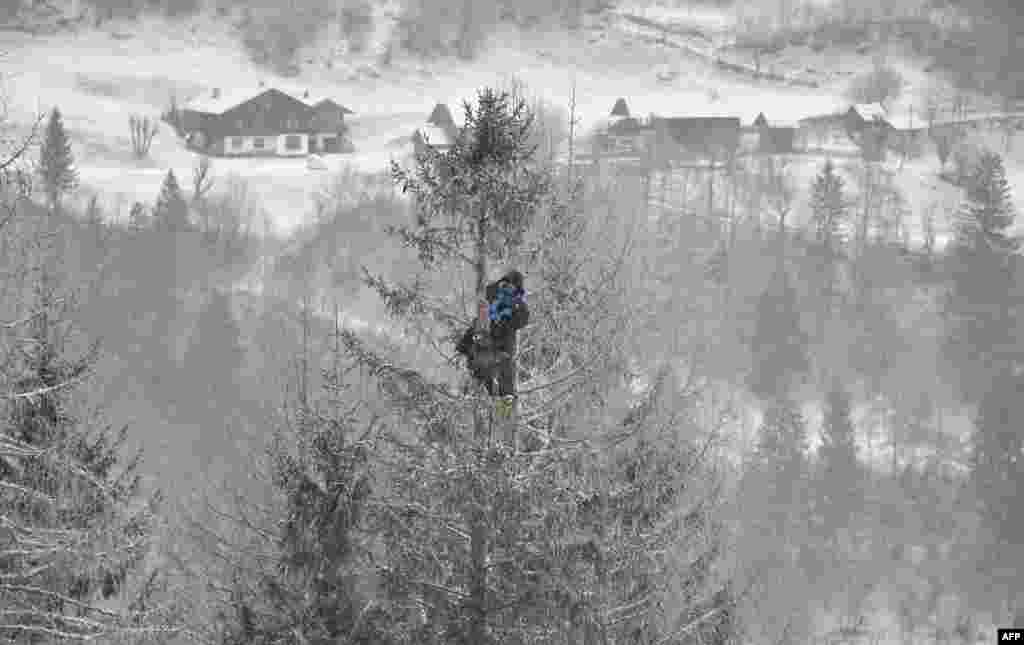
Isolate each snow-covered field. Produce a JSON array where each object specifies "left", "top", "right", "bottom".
[
  {"left": 0, "top": 8, "right": 885, "bottom": 236},
  {"left": 1, "top": 4, "right": 1021, "bottom": 290}
]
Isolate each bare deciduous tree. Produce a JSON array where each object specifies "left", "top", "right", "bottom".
[
  {"left": 190, "top": 154, "right": 213, "bottom": 207},
  {"left": 129, "top": 114, "right": 158, "bottom": 159}
]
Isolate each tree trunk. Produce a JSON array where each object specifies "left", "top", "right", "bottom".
[{"left": 468, "top": 207, "right": 491, "bottom": 645}]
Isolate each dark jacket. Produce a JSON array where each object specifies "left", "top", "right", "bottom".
[{"left": 485, "top": 279, "right": 529, "bottom": 354}]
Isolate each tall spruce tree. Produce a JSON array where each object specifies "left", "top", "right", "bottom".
[
  {"left": 36, "top": 107, "right": 78, "bottom": 212},
  {"left": 810, "top": 159, "right": 848, "bottom": 249},
  {"left": 943, "top": 150, "right": 1020, "bottom": 405},
  {"left": 754, "top": 398, "right": 809, "bottom": 515},
  {"left": 816, "top": 381, "right": 862, "bottom": 545},
  {"left": 0, "top": 210, "right": 166, "bottom": 640},
  {"left": 737, "top": 397, "right": 814, "bottom": 645},
  {"left": 807, "top": 159, "right": 849, "bottom": 341},
  {"left": 152, "top": 170, "right": 191, "bottom": 234},
  {"left": 954, "top": 150, "right": 1018, "bottom": 256},
  {"left": 199, "top": 352, "right": 393, "bottom": 645},
  {"left": 320, "top": 87, "right": 738, "bottom": 644},
  {"left": 747, "top": 265, "right": 808, "bottom": 402}
]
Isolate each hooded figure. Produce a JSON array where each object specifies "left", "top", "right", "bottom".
[{"left": 455, "top": 270, "right": 529, "bottom": 396}]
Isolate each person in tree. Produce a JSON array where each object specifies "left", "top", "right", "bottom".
[{"left": 455, "top": 269, "right": 529, "bottom": 397}]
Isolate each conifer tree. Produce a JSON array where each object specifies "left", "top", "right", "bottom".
[
  {"left": 199, "top": 350, "right": 393, "bottom": 645},
  {"left": 36, "top": 106, "right": 78, "bottom": 212},
  {"left": 0, "top": 211, "right": 170, "bottom": 641},
  {"left": 954, "top": 150, "right": 1017, "bottom": 256},
  {"left": 968, "top": 368, "right": 1024, "bottom": 622},
  {"left": 943, "top": 150, "right": 1020, "bottom": 405},
  {"left": 816, "top": 381, "right": 862, "bottom": 544},
  {"left": 747, "top": 266, "right": 808, "bottom": 402},
  {"left": 323, "top": 87, "right": 739, "bottom": 644},
  {"left": 809, "top": 159, "right": 848, "bottom": 249},
  {"left": 807, "top": 159, "right": 849, "bottom": 340},
  {"left": 152, "top": 169, "right": 191, "bottom": 234},
  {"left": 737, "top": 396, "right": 813, "bottom": 645},
  {"left": 754, "top": 399, "right": 809, "bottom": 505}
]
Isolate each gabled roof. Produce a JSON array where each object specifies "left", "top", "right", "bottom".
[
  {"left": 184, "top": 87, "right": 275, "bottom": 114},
  {"left": 798, "top": 111, "right": 847, "bottom": 124},
  {"left": 753, "top": 112, "right": 768, "bottom": 127},
  {"left": 306, "top": 96, "right": 354, "bottom": 114},
  {"left": 184, "top": 85, "right": 353, "bottom": 115},
  {"left": 610, "top": 98, "right": 630, "bottom": 118},
  {"left": 428, "top": 103, "right": 456, "bottom": 128},
  {"left": 851, "top": 103, "right": 888, "bottom": 121}
]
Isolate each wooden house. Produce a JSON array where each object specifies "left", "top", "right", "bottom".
[
  {"left": 301, "top": 90, "right": 355, "bottom": 154},
  {"left": 797, "top": 111, "right": 855, "bottom": 151},
  {"left": 650, "top": 117, "right": 741, "bottom": 166},
  {"left": 846, "top": 104, "right": 893, "bottom": 161},
  {"left": 758, "top": 126, "right": 797, "bottom": 155},
  {"left": 597, "top": 98, "right": 655, "bottom": 158},
  {"left": 180, "top": 85, "right": 353, "bottom": 157},
  {"left": 741, "top": 113, "right": 796, "bottom": 155}
]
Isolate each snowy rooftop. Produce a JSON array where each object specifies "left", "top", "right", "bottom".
[
  {"left": 184, "top": 84, "right": 353, "bottom": 115},
  {"left": 852, "top": 102, "right": 888, "bottom": 121},
  {"left": 184, "top": 86, "right": 270, "bottom": 114}
]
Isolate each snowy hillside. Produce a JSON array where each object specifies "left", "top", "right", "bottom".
[{"left": 0, "top": 5, "right": 952, "bottom": 234}]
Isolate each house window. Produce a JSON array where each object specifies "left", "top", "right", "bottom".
[
  {"left": 231, "top": 137, "right": 243, "bottom": 149},
  {"left": 285, "top": 135, "right": 302, "bottom": 150},
  {"left": 236, "top": 119, "right": 244, "bottom": 129},
  {"left": 253, "top": 138, "right": 265, "bottom": 149}
]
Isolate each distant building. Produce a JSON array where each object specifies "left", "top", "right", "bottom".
[
  {"left": 610, "top": 97, "right": 631, "bottom": 119},
  {"left": 846, "top": 104, "right": 893, "bottom": 161},
  {"left": 412, "top": 102, "right": 459, "bottom": 155},
  {"left": 797, "top": 111, "right": 855, "bottom": 150},
  {"left": 426, "top": 102, "right": 459, "bottom": 140},
  {"left": 595, "top": 98, "right": 654, "bottom": 158},
  {"left": 650, "top": 116, "right": 741, "bottom": 165},
  {"left": 179, "top": 85, "right": 353, "bottom": 157},
  {"left": 742, "top": 112, "right": 796, "bottom": 155},
  {"left": 843, "top": 102, "right": 892, "bottom": 129},
  {"left": 758, "top": 126, "right": 797, "bottom": 155}
]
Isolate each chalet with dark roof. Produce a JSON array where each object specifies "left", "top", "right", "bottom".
[{"left": 180, "top": 85, "right": 354, "bottom": 157}]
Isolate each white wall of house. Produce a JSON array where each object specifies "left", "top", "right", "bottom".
[
  {"left": 222, "top": 135, "right": 271, "bottom": 156},
  {"left": 220, "top": 133, "right": 308, "bottom": 156}
]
